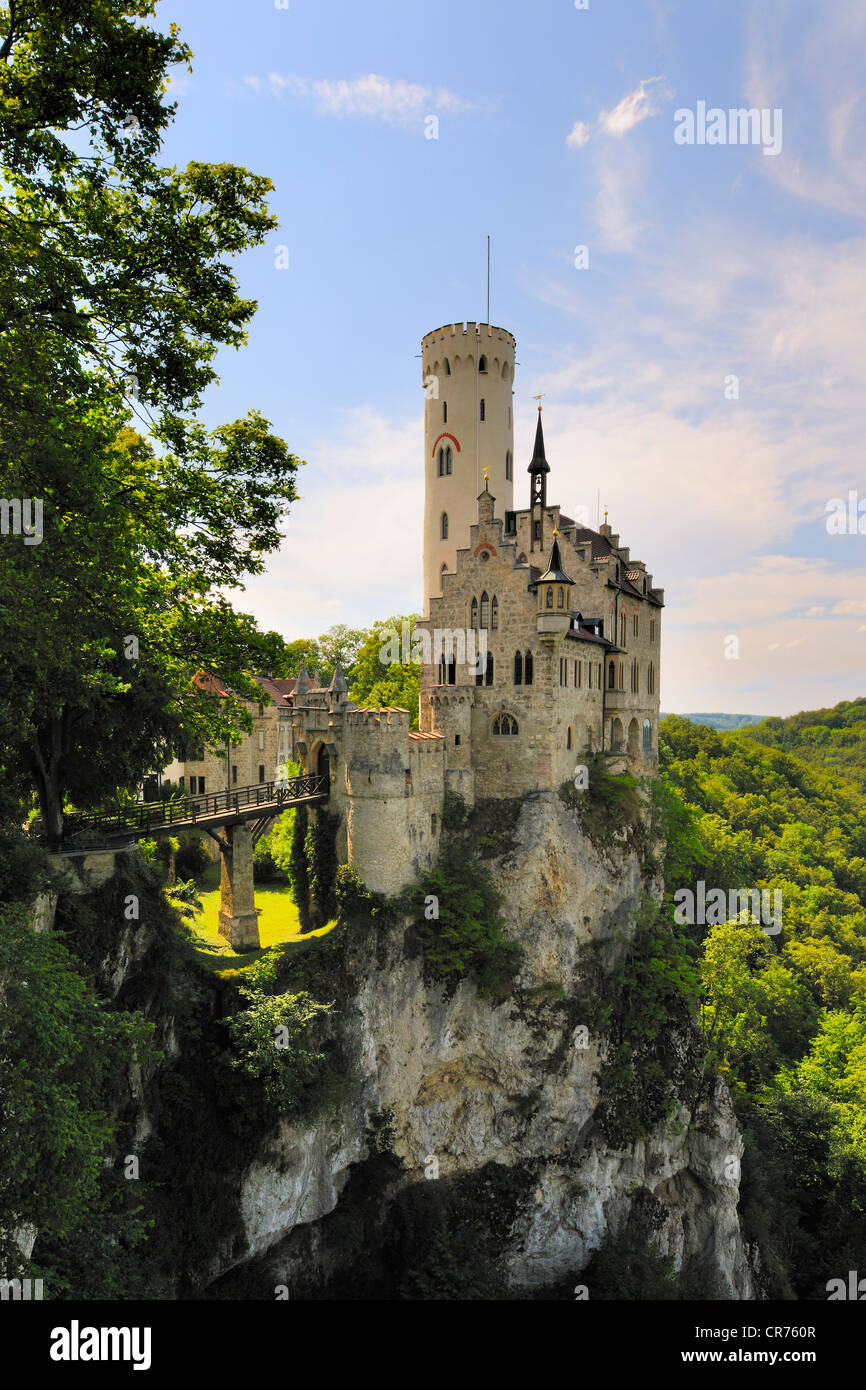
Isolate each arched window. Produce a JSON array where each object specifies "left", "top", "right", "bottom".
[
  {"left": 546, "top": 587, "right": 553, "bottom": 609},
  {"left": 620, "top": 612, "right": 627, "bottom": 647},
  {"left": 479, "top": 398, "right": 486, "bottom": 421},
  {"left": 505, "top": 450, "right": 512, "bottom": 481},
  {"left": 524, "top": 650, "right": 533, "bottom": 685},
  {"left": 438, "top": 655, "right": 446, "bottom": 684},
  {"left": 445, "top": 446, "right": 452, "bottom": 475},
  {"left": 648, "top": 661, "right": 655, "bottom": 694},
  {"left": 631, "top": 658, "right": 639, "bottom": 692},
  {"left": 567, "top": 727, "right": 573, "bottom": 750},
  {"left": 513, "top": 650, "right": 523, "bottom": 685},
  {"left": 557, "top": 587, "right": 564, "bottom": 609},
  {"left": 492, "top": 713, "right": 518, "bottom": 736},
  {"left": 633, "top": 613, "right": 639, "bottom": 637},
  {"left": 441, "top": 512, "right": 449, "bottom": 540},
  {"left": 501, "top": 361, "right": 509, "bottom": 380},
  {"left": 444, "top": 357, "right": 451, "bottom": 375},
  {"left": 479, "top": 355, "right": 488, "bottom": 373},
  {"left": 470, "top": 596, "right": 478, "bottom": 628},
  {"left": 643, "top": 718, "right": 652, "bottom": 752},
  {"left": 438, "top": 448, "right": 445, "bottom": 477},
  {"left": 441, "top": 562, "right": 448, "bottom": 580},
  {"left": 480, "top": 591, "right": 490, "bottom": 627},
  {"left": 608, "top": 660, "right": 616, "bottom": 689},
  {"left": 491, "top": 596, "right": 499, "bottom": 629}
]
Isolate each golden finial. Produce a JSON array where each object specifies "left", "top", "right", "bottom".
[
  {"left": 482, "top": 466, "right": 490, "bottom": 481},
  {"left": 533, "top": 393, "right": 546, "bottom": 411},
  {"left": 553, "top": 525, "right": 559, "bottom": 537},
  {"left": 603, "top": 507, "right": 608, "bottom": 524}
]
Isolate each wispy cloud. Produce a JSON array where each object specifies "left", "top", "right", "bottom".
[
  {"left": 245, "top": 72, "right": 480, "bottom": 129},
  {"left": 598, "top": 76, "right": 673, "bottom": 136},
  {"left": 566, "top": 120, "right": 591, "bottom": 149}
]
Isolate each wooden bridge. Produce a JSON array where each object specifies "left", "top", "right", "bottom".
[{"left": 57, "top": 774, "right": 331, "bottom": 952}]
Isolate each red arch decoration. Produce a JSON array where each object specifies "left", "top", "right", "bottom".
[{"left": 431, "top": 432, "right": 461, "bottom": 458}]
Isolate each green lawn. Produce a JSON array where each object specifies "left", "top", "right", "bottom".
[{"left": 185, "top": 862, "right": 335, "bottom": 967}]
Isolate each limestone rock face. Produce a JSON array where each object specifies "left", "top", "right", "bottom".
[{"left": 232, "top": 793, "right": 755, "bottom": 1298}]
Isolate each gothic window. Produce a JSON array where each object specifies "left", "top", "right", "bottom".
[
  {"left": 546, "top": 587, "right": 553, "bottom": 609},
  {"left": 479, "top": 355, "right": 488, "bottom": 373},
  {"left": 648, "top": 661, "right": 655, "bottom": 694},
  {"left": 485, "top": 653, "right": 494, "bottom": 686},
  {"left": 491, "top": 596, "right": 499, "bottom": 629},
  {"left": 480, "top": 591, "right": 490, "bottom": 627},
  {"left": 438, "top": 655, "right": 446, "bottom": 684},
  {"left": 492, "top": 713, "right": 518, "bottom": 736},
  {"left": 438, "top": 448, "right": 445, "bottom": 477},
  {"left": 513, "top": 650, "right": 523, "bottom": 685},
  {"left": 633, "top": 613, "right": 639, "bottom": 637},
  {"left": 557, "top": 587, "right": 564, "bottom": 609},
  {"left": 441, "top": 563, "right": 448, "bottom": 578},
  {"left": 470, "top": 596, "right": 478, "bottom": 628},
  {"left": 619, "top": 661, "right": 624, "bottom": 687},
  {"left": 444, "top": 358, "right": 451, "bottom": 375},
  {"left": 608, "top": 660, "right": 616, "bottom": 689},
  {"left": 631, "top": 658, "right": 639, "bottom": 692},
  {"left": 446, "top": 446, "right": 452, "bottom": 475},
  {"left": 441, "top": 512, "right": 449, "bottom": 540},
  {"left": 524, "top": 650, "right": 534, "bottom": 685},
  {"left": 643, "top": 718, "right": 652, "bottom": 752},
  {"left": 480, "top": 398, "right": 486, "bottom": 421},
  {"left": 506, "top": 450, "right": 512, "bottom": 481},
  {"left": 620, "top": 612, "right": 627, "bottom": 647}
]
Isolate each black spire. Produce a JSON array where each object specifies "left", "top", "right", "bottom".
[
  {"left": 538, "top": 533, "right": 573, "bottom": 586},
  {"left": 527, "top": 406, "right": 549, "bottom": 508}
]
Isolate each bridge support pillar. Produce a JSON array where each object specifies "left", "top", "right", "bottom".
[{"left": 218, "top": 823, "right": 260, "bottom": 951}]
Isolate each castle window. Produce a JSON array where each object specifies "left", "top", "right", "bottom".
[
  {"left": 597, "top": 663, "right": 601, "bottom": 687},
  {"left": 633, "top": 613, "right": 639, "bottom": 637},
  {"left": 534, "top": 521, "right": 541, "bottom": 540},
  {"left": 455, "top": 734, "right": 461, "bottom": 746},
  {"left": 567, "top": 726, "right": 573, "bottom": 750},
  {"left": 470, "top": 596, "right": 478, "bottom": 628},
  {"left": 559, "top": 657, "right": 566, "bottom": 686},
  {"left": 587, "top": 664, "right": 592, "bottom": 689},
  {"left": 446, "top": 446, "right": 452, "bottom": 475},
  {"left": 619, "top": 661, "right": 624, "bottom": 687},
  {"left": 441, "top": 562, "right": 448, "bottom": 580},
  {"left": 444, "top": 357, "right": 451, "bottom": 375},
  {"left": 546, "top": 586, "right": 553, "bottom": 609},
  {"left": 479, "top": 355, "right": 488, "bottom": 373},
  {"left": 648, "top": 661, "right": 655, "bottom": 695},
  {"left": 258, "top": 702, "right": 265, "bottom": 717},
  {"left": 259, "top": 765, "right": 265, "bottom": 783},
  {"left": 505, "top": 511, "right": 516, "bottom": 535},
  {"left": 431, "top": 812, "right": 437, "bottom": 834},
  {"left": 608, "top": 660, "right": 616, "bottom": 689},
  {"left": 513, "top": 650, "right": 523, "bottom": 685},
  {"left": 438, "top": 448, "right": 445, "bottom": 477},
  {"left": 480, "top": 591, "right": 490, "bottom": 627},
  {"left": 492, "top": 713, "right": 518, "bottom": 736},
  {"left": 650, "top": 618, "right": 656, "bottom": 641},
  {"left": 506, "top": 450, "right": 512, "bottom": 481},
  {"left": 643, "top": 718, "right": 652, "bottom": 752},
  {"left": 443, "top": 401, "right": 447, "bottom": 423},
  {"left": 491, "top": 596, "right": 499, "bottom": 628},
  {"left": 232, "top": 765, "right": 238, "bottom": 785},
  {"left": 620, "top": 612, "right": 627, "bottom": 647},
  {"left": 557, "top": 587, "right": 564, "bottom": 609},
  {"left": 631, "top": 658, "right": 639, "bottom": 693},
  {"left": 441, "top": 512, "right": 449, "bottom": 540},
  {"left": 479, "top": 398, "right": 485, "bottom": 421},
  {"left": 575, "top": 660, "right": 580, "bottom": 688},
  {"left": 615, "top": 564, "right": 620, "bottom": 582},
  {"left": 485, "top": 653, "right": 494, "bottom": 686},
  {"left": 524, "top": 650, "right": 534, "bottom": 685}
]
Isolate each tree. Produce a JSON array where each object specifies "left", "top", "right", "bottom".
[
  {"left": 350, "top": 614, "right": 421, "bottom": 727},
  {"left": 0, "top": 3, "right": 301, "bottom": 837}
]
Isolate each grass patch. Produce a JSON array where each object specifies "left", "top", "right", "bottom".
[{"left": 187, "top": 862, "right": 335, "bottom": 969}]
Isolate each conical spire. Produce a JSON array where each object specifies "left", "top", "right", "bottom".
[
  {"left": 528, "top": 409, "right": 550, "bottom": 475},
  {"left": 538, "top": 530, "right": 573, "bottom": 585},
  {"left": 329, "top": 659, "right": 348, "bottom": 695}
]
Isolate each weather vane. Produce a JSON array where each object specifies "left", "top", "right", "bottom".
[
  {"left": 482, "top": 466, "right": 490, "bottom": 482},
  {"left": 533, "top": 393, "right": 546, "bottom": 411}
]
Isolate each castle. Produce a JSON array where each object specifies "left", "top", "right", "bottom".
[
  {"left": 164, "top": 320, "right": 662, "bottom": 897},
  {"left": 285, "top": 320, "right": 664, "bottom": 896}
]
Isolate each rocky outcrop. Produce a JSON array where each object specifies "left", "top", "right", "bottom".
[{"left": 218, "top": 793, "right": 754, "bottom": 1298}]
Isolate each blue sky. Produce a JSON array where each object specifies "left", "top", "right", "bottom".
[{"left": 158, "top": 0, "right": 866, "bottom": 715}]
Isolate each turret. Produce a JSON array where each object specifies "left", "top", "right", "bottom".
[
  {"left": 421, "top": 321, "right": 515, "bottom": 612},
  {"left": 536, "top": 531, "right": 574, "bottom": 647}
]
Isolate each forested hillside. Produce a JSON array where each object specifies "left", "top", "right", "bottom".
[
  {"left": 744, "top": 698, "right": 866, "bottom": 796},
  {"left": 661, "top": 712, "right": 866, "bottom": 1298}
]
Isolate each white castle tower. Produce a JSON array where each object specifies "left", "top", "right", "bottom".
[{"left": 421, "top": 322, "right": 515, "bottom": 612}]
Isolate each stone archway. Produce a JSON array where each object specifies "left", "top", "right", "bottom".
[{"left": 610, "top": 717, "right": 624, "bottom": 752}]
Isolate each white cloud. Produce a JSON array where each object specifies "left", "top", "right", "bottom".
[
  {"left": 250, "top": 73, "right": 479, "bottom": 129},
  {"left": 566, "top": 120, "right": 591, "bottom": 149},
  {"left": 598, "top": 76, "right": 672, "bottom": 137}
]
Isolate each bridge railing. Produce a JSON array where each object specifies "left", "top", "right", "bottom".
[{"left": 61, "top": 774, "right": 330, "bottom": 838}]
